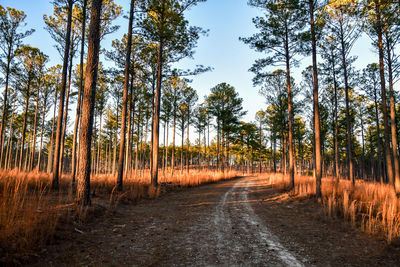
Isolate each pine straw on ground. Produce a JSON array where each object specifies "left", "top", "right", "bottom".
[
  {"left": 0, "top": 168, "right": 239, "bottom": 264},
  {"left": 269, "top": 173, "right": 400, "bottom": 243}
]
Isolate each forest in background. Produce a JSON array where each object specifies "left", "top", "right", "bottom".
[{"left": 1, "top": 0, "right": 400, "bottom": 260}]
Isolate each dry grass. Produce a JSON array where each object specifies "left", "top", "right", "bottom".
[
  {"left": 268, "top": 173, "right": 400, "bottom": 243},
  {"left": 0, "top": 170, "right": 64, "bottom": 259},
  {"left": 0, "top": 168, "right": 239, "bottom": 261}
]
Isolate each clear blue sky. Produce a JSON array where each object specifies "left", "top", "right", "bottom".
[{"left": 0, "top": 0, "right": 385, "bottom": 142}]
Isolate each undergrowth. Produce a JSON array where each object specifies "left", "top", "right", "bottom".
[
  {"left": 0, "top": 168, "right": 239, "bottom": 263},
  {"left": 268, "top": 173, "right": 400, "bottom": 243}
]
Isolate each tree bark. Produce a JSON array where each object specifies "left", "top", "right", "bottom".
[
  {"left": 385, "top": 33, "right": 400, "bottom": 193},
  {"left": 76, "top": 0, "right": 102, "bottom": 206},
  {"left": 71, "top": 0, "right": 87, "bottom": 187},
  {"left": 339, "top": 20, "right": 354, "bottom": 184},
  {"left": 376, "top": 3, "right": 394, "bottom": 188},
  {"left": 52, "top": 0, "right": 74, "bottom": 189},
  {"left": 151, "top": 34, "right": 164, "bottom": 186},
  {"left": 0, "top": 45, "right": 12, "bottom": 168},
  {"left": 309, "top": 0, "right": 322, "bottom": 198},
  {"left": 30, "top": 85, "right": 40, "bottom": 171},
  {"left": 19, "top": 80, "right": 31, "bottom": 171},
  {"left": 116, "top": 0, "right": 134, "bottom": 191}
]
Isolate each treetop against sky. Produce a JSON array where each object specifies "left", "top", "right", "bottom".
[{"left": 0, "top": 0, "right": 391, "bottom": 126}]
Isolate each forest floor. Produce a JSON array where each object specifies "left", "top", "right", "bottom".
[{"left": 30, "top": 175, "right": 400, "bottom": 266}]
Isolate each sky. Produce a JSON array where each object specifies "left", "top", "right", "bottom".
[{"left": 0, "top": 0, "right": 385, "bottom": 143}]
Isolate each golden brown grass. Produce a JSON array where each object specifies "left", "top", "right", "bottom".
[
  {"left": 268, "top": 173, "right": 400, "bottom": 243},
  {"left": 0, "top": 168, "right": 239, "bottom": 260}
]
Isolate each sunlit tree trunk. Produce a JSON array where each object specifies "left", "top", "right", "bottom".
[
  {"left": 30, "top": 86, "right": 40, "bottom": 171},
  {"left": 52, "top": 0, "right": 74, "bottom": 189},
  {"left": 309, "top": 0, "right": 322, "bottom": 197},
  {"left": 59, "top": 47, "right": 74, "bottom": 176},
  {"left": 376, "top": 3, "right": 394, "bottom": 189},
  {"left": 385, "top": 33, "right": 400, "bottom": 193},
  {"left": 116, "top": 0, "right": 134, "bottom": 191},
  {"left": 339, "top": 20, "right": 354, "bottom": 185},
  {"left": 47, "top": 90, "right": 58, "bottom": 173},
  {"left": 76, "top": 0, "right": 102, "bottom": 206},
  {"left": 71, "top": 0, "right": 87, "bottom": 187},
  {"left": 19, "top": 80, "right": 31, "bottom": 171}
]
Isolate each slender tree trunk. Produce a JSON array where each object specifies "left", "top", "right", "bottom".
[
  {"left": 134, "top": 107, "right": 141, "bottom": 177},
  {"left": 181, "top": 124, "right": 184, "bottom": 174},
  {"left": 76, "top": 0, "right": 102, "bottom": 205},
  {"left": 96, "top": 113, "right": 102, "bottom": 174},
  {"left": 172, "top": 111, "right": 176, "bottom": 175},
  {"left": 116, "top": 0, "right": 135, "bottom": 191},
  {"left": 376, "top": 4, "right": 394, "bottom": 188},
  {"left": 330, "top": 46, "right": 340, "bottom": 180},
  {"left": 59, "top": 47, "right": 74, "bottom": 176},
  {"left": 71, "top": 0, "right": 87, "bottom": 186},
  {"left": 19, "top": 81, "right": 31, "bottom": 171},
  {"left": 285, "top": 49, "right": 295, "bottom": 189},
  {"left": 361, "top": 112, "right": 365, "bottom": 179},
  {"left": 37, "top": 99, "right": 47, "bottom": 172},
  {"left": 310, "top": 1, "right": 322, "bottom": 198},
  {"left": 52, "top": 0, "right": 74, "bottom": 189},
  {"left": 48, "top": 90, "right": 58, "bottom": 173},
  {"left": 374, "top": 84, "right": 384, "bottom": 182},
  {"left": 30, "top": 86, "right": 40, "bottom": 171},
  {"left": 4, "top": 99, "right": 16, "bottom": 170},
  {"left": 0, "top": 47, "right": 12, "bottom": 168},
  {"left": 339, "top": 21, "right": 354, "bottom": 184},
  {"left": 386, "top": 34, "right": 400, "bottom": 193},
  {"left": 186, "top": 110, "right": 190, "bottom": 173},
  {"left": 112, "top": 96, "right": 120, "bottom": 175},
  {"left": 165, "top": 120, "right": 169, "bottom": 175},
  {"left": 151, "top": 35, "right": 164, "bottom": 186}
]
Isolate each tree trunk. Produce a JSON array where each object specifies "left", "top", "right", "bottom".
[
  {"left": 181, "top": 125, "right": 184, "bottom": 174},
  {"left": 76, "top": 0, "right": 102, "bottom": 206},
  {"left": 116, "top": 0, "right": 135, "bottom": 191},
  {"left": 386, "top": 33, "right": 400, "bottom": 193},
  {"left": 71, "top": 0, "right": 87, "bottom": 187},
  {"left": 52, "top": 0, "right": 74, "bottom": 189},
  {"left": 330, "top": 45, "right": 340, "bottom": 180},
  {"left": 30, "top": 86, "right": 40, "bottom": 171},
  {"left": 339, "top": 21, "right": 354, "bottom": 184},
  {"left": 4, "top": 99, "right": 16, "bottom": 170},
  {"left": 59, "top": 47, "right": 74, "bottom": 176},
  {"left": 47, "top": 90, "right": 58, "bottom": 173},
  {"left": 172, "top": 110, "right": 176, "bottom": 175},
  {"left": 0, "top": 46, "right": 12, "bottom": 168},
  {"left": 285, "top": 42, "right": 295, "bottom": 190},
  {"left": 376, "top": 4, "right": 394, "bottom": 188},
  {"left": 19, "top": 81, "right": 31, "bottom": 171},
  {"left": 186, "top": 110, "right": 190, "bottom": 173},
  {"left": 96, "top": 113, "right": 102, "bottom": 174},
  {"left": 310, "top": 0, "right": 322, "bottom": 198},
  {"left": 151, "top": 36, "right": 164, "bottom": 186},
  {"left": 37, "top": 96, "right": 48, "bottom": 172}
]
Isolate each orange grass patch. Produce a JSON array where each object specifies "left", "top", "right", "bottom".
[
  {"left": 268, "top": 173, "right": 400, "bottom": 243},
  {"left": 0, "top": 168, "right": 239, "bottom": 260}
]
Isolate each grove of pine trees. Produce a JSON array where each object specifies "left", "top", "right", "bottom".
[{"left": 0, "top": 0, "right": 400, "bottom": 207}]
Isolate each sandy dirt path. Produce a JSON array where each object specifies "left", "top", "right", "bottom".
[{"left": 33, "top": 175, "right": 400, "bottom": 266}]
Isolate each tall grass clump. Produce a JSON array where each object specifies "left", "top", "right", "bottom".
[
  {"left": 0, "top": 170, "right": 63, "bottom": 260},
  {"left": 268, "top": 173, "right": 400, "bottom": 243}
]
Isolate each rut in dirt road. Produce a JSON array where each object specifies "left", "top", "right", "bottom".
[{"left": 212, "top": 177, "right": 305, "bottom": 266}]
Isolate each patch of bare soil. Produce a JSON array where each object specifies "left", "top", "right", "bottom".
[{"left": 29, "top": 175, "right": 400, "bottom": 266}]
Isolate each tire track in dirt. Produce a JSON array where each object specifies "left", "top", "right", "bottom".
[{"left": 213, "top": 177, "right": 305, "bottom": 266}]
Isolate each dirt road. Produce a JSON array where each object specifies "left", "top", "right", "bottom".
[{"left": 35, "top": 175, "right": 400, "bottom": 266}]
